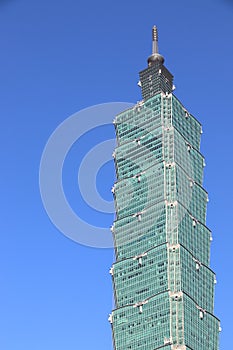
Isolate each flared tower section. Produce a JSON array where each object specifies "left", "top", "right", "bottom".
[{"left": 109, "top": 26, "right": 220, "bottom": 350}]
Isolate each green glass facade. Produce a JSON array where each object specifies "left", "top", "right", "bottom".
[{"left": 109, "top": 27, "right": 220, "bottom": 350}]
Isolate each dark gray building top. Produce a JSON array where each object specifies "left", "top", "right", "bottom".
[{"left": 139, "top": 26, "right": 174, "bottom": 100}]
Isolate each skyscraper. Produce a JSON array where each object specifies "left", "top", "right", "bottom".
[{"left": 109, "top": 26, "right": 220, "bottom": 350}]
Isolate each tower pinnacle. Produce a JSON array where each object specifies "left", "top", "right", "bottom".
[
  {"left": 140, "top": 26, "right": 173, "bottom": 99},
  {"left": 148, "top": 25, "right": 164, "bottom": 66},
  {"left": 152, "top": 25, "right": 158, "bottom": 54}
]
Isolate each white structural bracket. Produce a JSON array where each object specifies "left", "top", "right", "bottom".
[
  {"left": 164, "top": 337, "right": 173, "bottom": 345},
  {"left": 133, "top": 210, "right": 146, "bottom": 222},
  {"left": 190, "top": 215, "right": 198, "bottom": 227},
  {"left": 108, "top": 313, "right": 113, "bottom": 324},
  {"left": 189, "top": 178, "right": 195, "bottom": 188},
  {"left": 196, "top": 305, "right": 206, "bottom": 319},
  {"left": 169, "top": 291, "right": 183, "bottom": 301},
  {"left": 193, "top": 257, "right": 202, "bottom": 270},
  {"left": 133, "top": 252, "right": 147, "bottom": 265},
  {"left": 166, "top": 200, "right": 178, "bottom": 209},
  {"left": 186, "top": 142, "right": 192, "bottom": 152},
  {"left": 133, "top": 299, "right": 148, "bottom": 313},
  {"left": 133, "top": 171, "right": 145, "bottom": 183},
  {"left": 165, "top": 161, "right": 175, "bottom": 169}
]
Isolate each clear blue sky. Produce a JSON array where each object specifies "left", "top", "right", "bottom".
[{"left": 1, "top": 0, "right": 232, "bottom": 349}]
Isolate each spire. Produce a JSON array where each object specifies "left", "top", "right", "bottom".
[
  {"left": 152, "top": 25, "right": 158, "bottom": 54},
  {"left": 148, "top": 25, "right": 164, "bottom": 66}
]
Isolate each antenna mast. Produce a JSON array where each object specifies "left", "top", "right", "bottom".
[{"left": 152, "top": 26, "right": 159, "bottom": 54}]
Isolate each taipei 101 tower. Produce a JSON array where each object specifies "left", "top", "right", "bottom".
[{"left": 108, "top": 26, "right": 220, "bottom": 350}]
